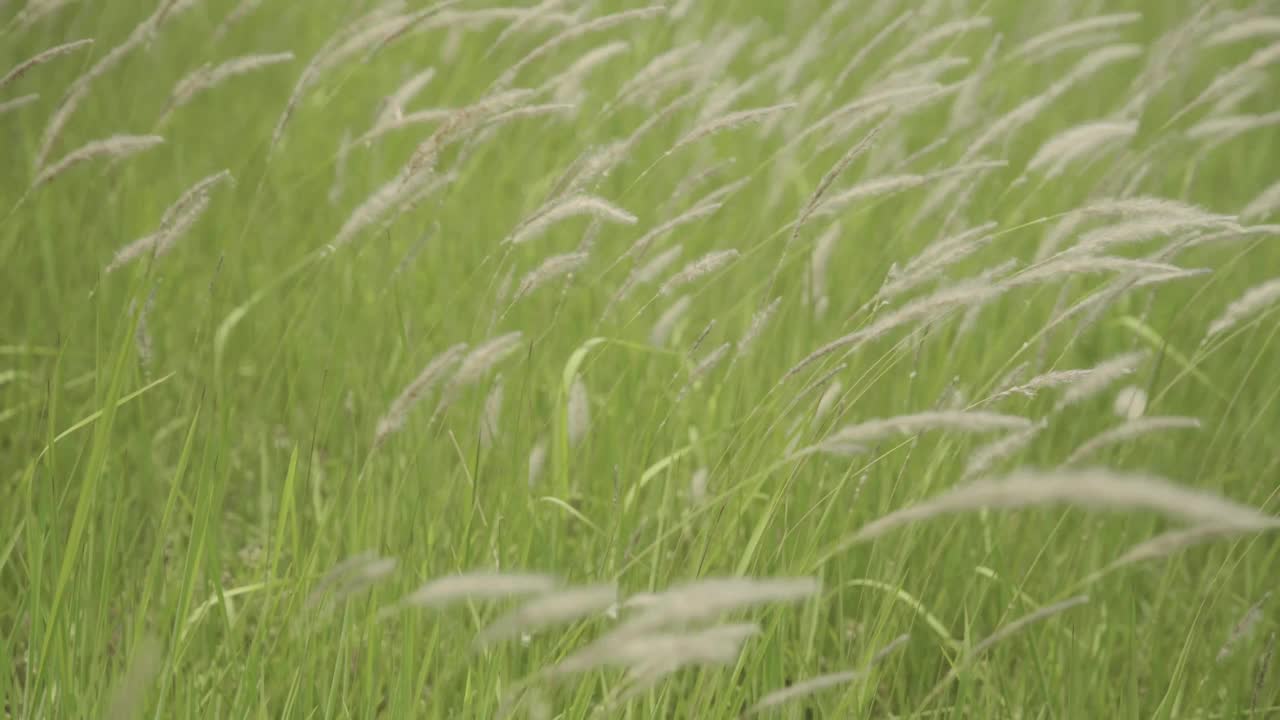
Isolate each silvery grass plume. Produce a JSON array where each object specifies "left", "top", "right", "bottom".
[
  {"left": 788, "top": 127, "right": 880, "bottom": 248},
  {"left": 1186, "top": 39, "right": 1280, "bottom": 116},
  {"left": 1242, "top": 179, "right": 1280, "bottom": 221},
  {"left": 608, "top": 244, "right": 683, "bottom": 311},
  {"left": 380, "top": 172, "right": 455, "bottom": 233},
  {"left": 34, "top": 0, "right": 189, "bottom": 170},
  {"left": 328, "top": 128, "right": 351, "bottom": 204},
  {"left": 611, "top": 43, "right": 698, "bottom": 107},
  {"left": 484, "top": 0, "right": 577, "bottom": 57},
  {"left": 1055, "top": 351, "right": 1147, "bottom": 412},
  {"left": 948, "top": 33, "right": 1003, "bottom": 133},
  {"left": 157, "top": 52, "right": 294, "bottom": 125},
  {"left": 32, "top": 135, "right": 164, "bottom": 189},
  {"left": 678, "top": 342, "right": 730, "bottom": 399},
  {"left": 810, "top": 223, "right": 841, "bottom": 318},
  {"left": 815, "top": 411, "right": 1032, "bottom": 456},
  {"left": 606, "top": 577, "right": 820, "bottom": 641},
  {"left": 528, "top": 441, "right": 547, "bottom": 487},
  {"left": 330, "top": 166, "right": 453, "bottom": 250},
  {"left": 651, "top": 296, "right": 692, "bottom": 347},
  {"left": 458, "top": 101, "right": 578, "bottom": 156},
  {"left": 1206, "top": 70, "right": 1270, "bottom": 117},
  {"left": 10, "top": 0, "right": 79, "bottom": 34},
  {"left": 514, "top": 252, "right": 589, "bottom": 301},
  {"left": 374, "top": 66, "right": 436, "bottom": 128},
  {"left": 479, "top": 375, "right": 504, "bottom": 449},
  {"left": 1217, "top": 592, "right": 1271, "bottom": 663},
  {"left": 0, "top": 38, "right": 94, "bottom": 91},
  {"left": 351, "top": 108, "right": 455, "bottom": 148},
  {"left": 506, "top": 195, "right": 636, "bottom": 246},
  {"left": 963, "top": 422, "right": 1047, "bottom": 480},
  {"left": 1024, "top": 121, "right": 1137, "bottom": 179},
  {"left": 746, "top": 634, "right": 910, "bottom": 716},
  {"left": 553, "top": 623, "right": 762, "bottom": 690},
  {"left": 330, "top": 172, "right": 405, "bottom": 248},
  {"left": 1064, "top": 417, "right": 1202, "bottom": 466},
  {"left": 813, "top": 162, "right": 1007, "bottom": 218},
  {"left": 304, "top": 552, "right": 398, "bottom": 609},
  {"left": 686, "top": 319, "right": 716, "bottom": 357},
  {"left": 373, "top": 0, "right": 471, "bottom": 51},
  {"left": 1061, "top": 215, "right": 1240, "bottom": 257},
  {"left": 839, "top": 468, "right": 1279, "bottom": 547},
  {"left": 0, "top": 94, "right": 39, "bottom": 116},
  {"left": 1083, "top": 522, "right": 1270, "bottom": 585},
  {"left": 697, "top": 76, "right": 766, "bottom": 127},
  {"left": 734, "top": 297, "right": 782, "bottom": 362},
  {"left": 1203, "top": 17, "right": 1280, "bottom": 48},
  {"left": 213, "top": 0, "right": 265, "bottom": 40},
  {"left": 613, "top": 624, "right": 763, "bottom": 701},
  {"left": 1186, "top": 110, "right": 1280, "bottom": 148},
  {"left": 1004, "top": 256, "right": 1184, "bottom": 290},
  {"left": 491, "top": 6, "right": 668, "bottom": 90},
  {"left": 1007, "top": 12, "right": 1142, "bottom": 62},
  {"left": 106, "top": 169, "right": 233, "bottom": 272},
  {"left": 563, "top": 91, "right": 699, "bottom": 195},
  {"left": 269, "top": 2, "right": 407, "bottom": 147},
  {"left": 475, "top": 583, "right": 617, "bottom": 647},
  {"left": 1073, "top": 196, "right": 1220, "bottom": 220},
  {"left": 1120, "top": 5, "right": 1220, "bottom": 117},
  {"left": 433, "top": 332, "right": 524, "bottom": 419},
  {"left": 620, "top": 199, "right": 724, "bottom": 264},
  {"left": 812, "top": 378, "right": 844, "bottom": 429},
  {"left": 878, "top": 55, "right": 970, "bottom": 88},
  {"left": 468, "top": 102, "right": 579, "bottom": 145},
  {"left": 984, "top": 358, "right": 1140, "bottom": 406},
  {"left": 874, "top": 222, "right": 999, "bottom": 303},
  {"left": 373, "top": 343, "right": 466, "bottom": 444},
  {"left": 401, "top": 88, "right": 537, "bottom": 181},
  {"left": 550, "top": 617, "right": 743, "bottom": 680},
  {"left": 964, "top": 44, "right": 1143, "bottom": 161},
  {"left": 132, "top": 291, "right": 155, "bottom": 377},
  {"left": 653, "top": 102, "right": 797, "bottom": 161},
  {"left": 798, "top": 83, "right": 937, "bottom": 152},
  {"left": 567, "top": 375, "right": 590, "bottom": 447},
  {"left": 1203, "top": 277, "right": 1280, "bottom": 343},
  {"left": 393, "top": 571, "right": 559, "bottom": 612},
  {"left": 784, "top": 279, "right": 1007, "bottom": 382},
  {"left": 884, "top": 15, "right": 992, "bottom": 68},
  {"left": 690, "top": 467, "right": 709, "bottom": 504},
  {"left": 659, "top": 249, "right": 740, "bottom": 296},
  {"left": 1113, "top": 385, "right": 1148, "bottom": 420},
  {"left": 921, "top": 596, "right": 1090, "bottom": 706},
  {"left": 549, "top": 40, "right": 629, "bottom": 102},
  {"left": 831, "top": 9, "right": 914, "bottom": 91}
]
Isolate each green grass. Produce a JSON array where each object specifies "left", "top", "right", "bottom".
[{"left": 3, "top": 0, "right": 1280, "bottom": 717}]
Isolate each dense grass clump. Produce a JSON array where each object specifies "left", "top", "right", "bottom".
[{"left": 3, "top": 0, "right": 1280, "bottom": 717}]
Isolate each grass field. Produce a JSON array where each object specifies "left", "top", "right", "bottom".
[{"left": 3, "top": 0, "right": 1280, "bottom": 716}]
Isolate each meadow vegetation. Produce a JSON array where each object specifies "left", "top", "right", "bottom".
[{"left": 2, "top": 0, "right": 1280, "bottom": 716}]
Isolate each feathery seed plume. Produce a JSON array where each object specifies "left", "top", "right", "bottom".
[
  {"left": 374, "top": 343, "right": 467, "bottom": 443},
  {"left": 507, "top": 195, "right": 636, "bottom": 245},
  {"left": 1064, "top": 417, "right": 1202, "bottom": 465},
  {"left": 651, "top": 297, "right": 692, "bottom": 347},
  {"left": 401, "top": 571, "right": 559, "bottom": 608},
  {"left": 476, "top": 583, "right": 617, "bottom": 646},
  {"left": 33, "top": 135, "right": 164, "bottom": 189},
  {"left": 844, "top": 469, "right": 1278, "bottom": 545},
  {"left": 0, "top": 38, "right": 94, "bottom": 91},
  {"left": 1204, "top": 277, "right": 1280, "bottom": 341},
  {"left": 659, "top": 249, "right": 739, "bottom": 296}
]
